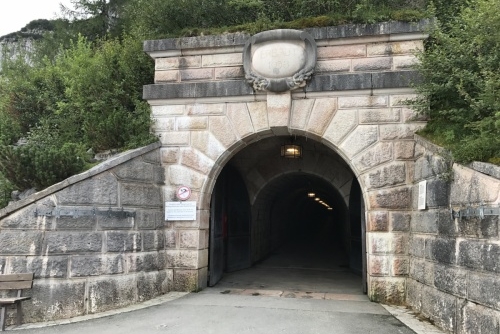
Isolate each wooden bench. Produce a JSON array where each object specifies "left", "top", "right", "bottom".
[{"left": 0, "top": 273, "right": 34, "bottom": 331}]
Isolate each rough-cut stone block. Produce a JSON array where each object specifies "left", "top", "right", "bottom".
[
  {"left": 70, "top": 255, "right": 124, "bottom": 277},
  {"left": 227, "top": 103, "right": 254, "bottom": 139},
  {"left": 306, "top": 98, "right": 337, "bottom": 135},
  {"left": 459, "top": 302, "right": 500, "bottom": 334},
  {"left": 137, "top": 271, "right": 169, "bottom": 302},
  {"left": 369, "top": 187, "right": 411, "bottom": 210},
  {"left": 409, "top": 236, "right": 426, "bottom": 258},
  {"left": 191, "top": 131, "right": 226, "bottom": 161},
  {"left": 368, "top": 255, "right": 390, "bottom": 275},
  {"left": 173, "top": 269, "right": 199, "bottom": 291},
  {"left": 44, "top": 232, "right": 102, "bottom": 254},
  {"left": 247, "top": 101, "right": 269, "bottom": 132},
  {"left": 316, "top": 59, "right": 351, "bottom": 73},
  {"left": 392, "top": 257, "right": 409, "bottom": 276},
  {"left": 390, "top": 212, "right": 411, "bottom": 232},
  {"left": 120, "top": 183, "right": 162, "bottom": 207},
  {"left": 359, "top": 108, "right": 400, "bottom": 124},
  {"left": 412, "top": 211, "right": 439, "bottom": 234},
  {"left": 426, "top": 179, "right": 450, "bottom": 209},
  {"left": 56, "top": 172, "right": 118, "bottom": 206},
  {"left": 215, "top": 66, "right": 244, "bottom": 79},
  {"left": 413, "top": 153, "right": 449, "bottom": 182},
  {"left": 458, "top": 240, "right": 484, "bottom": 270},
  {"left": 409, "top": 258, "right": 434, "bottom": 285},
  {"left": 323, "top": 109, "right": 356, "bottom": 145},
  {"left": 394, "top": 141, "right": 415, "bottom": 159},
  {"left": 176, "top": 116, "right": 208, "bottom": 130},
  {"left": 136, "top": 210, "right": 162, "bottom": 230},
  {"left": 468, "top": 272, "right": 500, "bottom": 311},
  {"left": 143, "top": 230, "right": 165, "bottom": 251},
  {"left": 483, "top": 242, "right": 500, "bottom": 274},
  {"left": 368, "top": 211, "right": 389, "bottom": 231},
  {"left": 353, "top": 57, "right": 392, "bottom": 71},
  {"left": 156, "top": 56, "right": 201, "bottom": 70},
  {"left": 88, "top": 276, "right": 136, "bottom": 314},
  {"left": 161, "top": 148, "right": 180, "bottom": 164},
  {"left": 114, "top": 158, "right": 164, "bottom": 184},
  {"left": 155, "top": 70, "right": 178, "bottom": 83},
  {"left": 338, "top": 96, "right": 388, "bottom": 108},
  {"left": 56, "top": 216, "right": 96, "bottom": 230},
  {"left": 209, "top": 115, "right": 238, "bottom": 148},
  {"left": 367, "top": 41, "right": 423, "bottom": 56},
  {"left": 369, "top": 277, "right": 405, "bottom": 304},
  {"left": 106, "top": 231, "right": 141, "bottom": 252},
  {"left": 340, "top": 125, "right": 378, "bottom": 158},
  {"left": 317, "top": 44, "right": 366, "bottom": 59},
  {"left": 179, "top": 230, "right": 203, "bottom": 249},
  {"left": 202, "top": 53, "right": 242, "bottom": 67},
  {"left": 453, "top": 165, "right": 500, "bottom": 204},
  {"left": 168, "top": 165, "right": 206, "bottom": 190},
  {"left": 390, "top": 94, "right": 418, "bottom": 107},
  {"left": 167, "top": 250, "right": 198, "bottom": 268},
  {"left": 180, "top": 147, "right": 215, "bottom": 175},
  {"left": 380, "top": 123, "right": 425, "bottom": 140},
  {"left": 24, "top": 280, "right": 86, "bottom": 323},
  {"left": 352, "top": 142, "right": 393, "bottom": 172},
  {"left": 420, "top": 283, "right": 457, "bottom": 333},
  {"left": 393, "top": 55, "right": 418, "bottom": 70},
  {"left": 433, "top": 264, "right": 467, "bottom": 297},
  {"left": 180, "top": 68, "right": 213, "bottom": 81},
  {"left": 290, "top": 99, "right": 313, "bottom": 130},
  {"left": 427, "top": 237, "right": 456, "bottom": 264},
  {"left": 187, "top": 103, "right": 225, "bottom": 115},
  {"left": 0, "top": 231, "right": 43, "bottom": 255},
  {"left": 0, "top": 258, "right": 5, "bottom": 274},
  {"left": 9, "top": 256, "right": 68, "bottom": 278},
  {"left": 0, "top": 198, "right": 56, "bottom": 230},
  {"left": 127, "top": 252, "right": 161, "bottom": 272},
  {"left": 151, "top": 105, "right": 185, "bottom": 117},
  {"left": 366, "top": 162, "right": 406, "bottom": 189},
  {"left": 165, "top": 229, "right": 177, "bottom": 249},
  {"left": 98, "top": 216, "right": 135, "bottom": 230},
  {"left": 158, "top": 131, "right": 190, "bottom": 146},
  {"left": 406, "top": 279, "right": 423, "bottom": 312},
  {"left": 369, "top": 233, "right": 407, "bottom": 254},
  {"left": 267, "top": 92, "right": 291, "bottom": 130}
]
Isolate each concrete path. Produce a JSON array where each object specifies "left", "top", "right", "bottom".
[{"left": 11, "top": 290, "right": 430, "bottom": 334}]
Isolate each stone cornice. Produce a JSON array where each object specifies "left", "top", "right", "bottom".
[{"left": 143, "top": 19, "right": 433, "bottom": 56}]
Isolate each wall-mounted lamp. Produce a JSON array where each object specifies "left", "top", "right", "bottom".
[
  {"left": 281, "top": 144, "right": 302, "bottom": 158},
  {"left": 307, "top": 192, "right": 316, "bottom": 198}
]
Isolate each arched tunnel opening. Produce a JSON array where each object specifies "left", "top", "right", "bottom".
[{"left": 208, "top": 136, "right": 365, "bottom": 295}]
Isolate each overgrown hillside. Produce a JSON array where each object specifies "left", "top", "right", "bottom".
[{"left": 0, "top": 0, "right": 498, "bottom": 208}]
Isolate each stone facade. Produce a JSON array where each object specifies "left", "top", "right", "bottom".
[
  {"left": 0, "top": 143, "right": 169, "bottom": 325},
  {"left": 144, "top": 20, "right": 431, "bottom": 304},
  {"left": 408, "top": 136, "right": 500, "bottom": 333}
]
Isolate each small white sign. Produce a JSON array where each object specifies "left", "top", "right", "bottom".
[
  {"left": 418, "top": 180, "right": 427, "bottom": 210},
  {"left": 165, "top": 201, "right": 196, "bottom": 221}
]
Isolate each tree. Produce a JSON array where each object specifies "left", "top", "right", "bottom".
[{"left": 414, "top": 0, "right": 500, "bottom": 163}]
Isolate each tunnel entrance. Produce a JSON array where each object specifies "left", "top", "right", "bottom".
[{"left": 208, "top": 136, "right": 366, "bottom": 294}]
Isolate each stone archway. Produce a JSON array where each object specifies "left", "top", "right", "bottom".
[{"left": 145, "top": 22, "right": 429, "bottom": 304}]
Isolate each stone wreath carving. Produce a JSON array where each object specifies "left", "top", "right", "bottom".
[{"left": 243, "top": 29, "right": 317, "bottom": 93}]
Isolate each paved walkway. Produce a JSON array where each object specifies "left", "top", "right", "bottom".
[{"left": 8, "top": 242, "right": 445, "bottom": 333}]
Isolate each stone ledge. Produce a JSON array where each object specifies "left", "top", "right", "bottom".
[
  {"left": 144, "top": 19, "right": 432, "bottom": 53},
  {"left": 0, "top": 142, "right": 161, "bottom": 219},
  {"left": 469, "top": 162, "right": 500, "bottom": 180},
  {"left": 414, "top": 134, "right": 452, "bottom": 158},
  {"left": 144, "top": 71, "right": 420, "bottom": 100}
]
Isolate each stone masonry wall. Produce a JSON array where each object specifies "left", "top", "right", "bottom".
[
  {"left": 0, "top": 143, "right": 168, "bottom": 325},
  {"left": 408, "top": 135, "right": 500, "bottom": 333},
  {"left": 144, "top": 21, "right": 431, "bottom": 303}
]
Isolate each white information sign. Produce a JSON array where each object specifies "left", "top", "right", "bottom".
[
  {"left": 165, "top": 201, "right": 196, "bottom": 221},
  {"left": 418, "top": 180, "right": 427, "bottom": 210}
]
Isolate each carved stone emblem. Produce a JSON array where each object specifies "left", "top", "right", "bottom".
[{"left": 243, "top": 29, "right": 317, "bottom": 93}]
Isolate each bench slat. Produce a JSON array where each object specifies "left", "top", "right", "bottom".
[
  {"left": 0, "top": 273, "right": 34, "bottom": 282},
  {"left": 0, "top": 297, "right": 31, "bottom": 305},
  {"left": 0, "top": 281, "right": 33, "bottom": 290}
]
